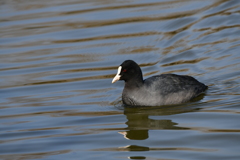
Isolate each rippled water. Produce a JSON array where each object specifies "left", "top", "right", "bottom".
[{"left": 1, "top": 0, "right": 240, "bottom": 159}]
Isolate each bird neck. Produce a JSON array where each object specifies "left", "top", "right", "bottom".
[{"left": 125, "top": 74, "right": 144, "bottom": 88}]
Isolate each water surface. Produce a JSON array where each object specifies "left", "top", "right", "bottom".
[{"left": 0, "top": 0, "right": 240, "bottom": 160}]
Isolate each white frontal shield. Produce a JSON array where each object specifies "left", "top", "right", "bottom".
[{"left": 112, "top": 66, "right": 122, "bottom": 83}]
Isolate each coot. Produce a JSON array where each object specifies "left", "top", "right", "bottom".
[{"left": 112, "top": 60, "right": 207, "bottom": 106}]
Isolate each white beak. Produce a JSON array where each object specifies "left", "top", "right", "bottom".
[{"left": 112, "top": 66, "right": 122, "bottom": 83}]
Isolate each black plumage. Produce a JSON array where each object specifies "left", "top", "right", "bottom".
[{"left": 112, "top": 60, "right": 207, "bottom": 106}]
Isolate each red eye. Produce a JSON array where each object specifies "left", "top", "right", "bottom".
[{"left": 123, "top": 69, "right": 127, "bottom": 72}]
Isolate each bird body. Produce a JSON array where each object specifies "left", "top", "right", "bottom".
[{"left": 112, "top": 60, "right": 207, "bottom": 107}]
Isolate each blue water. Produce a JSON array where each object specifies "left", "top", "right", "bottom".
[{"left": 0, "top": 0, "right": 240, "bottom": 160}]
